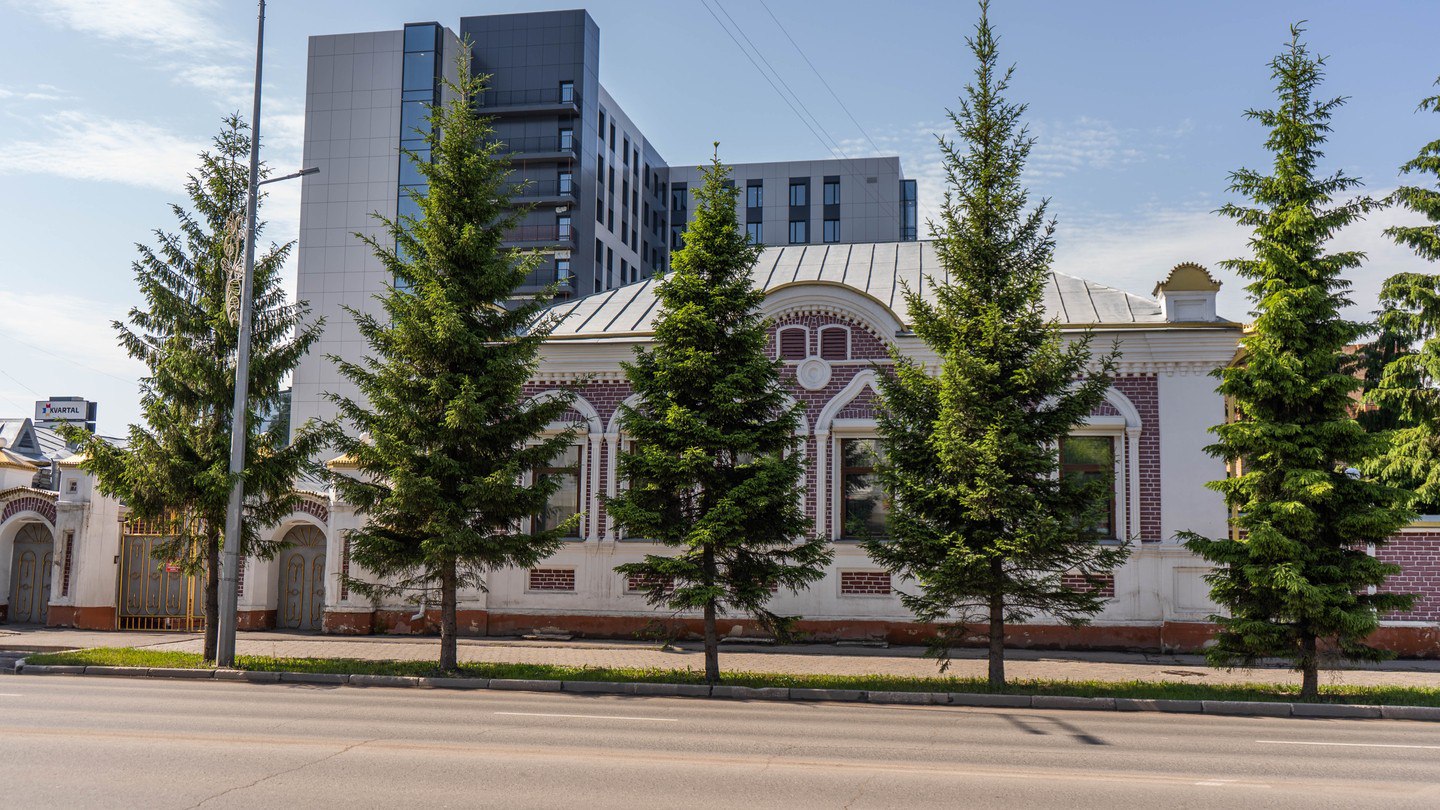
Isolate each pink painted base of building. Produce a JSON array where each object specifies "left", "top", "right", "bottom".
[{"left": 305, "top": 610, "right": 1440, "bottom": 658}]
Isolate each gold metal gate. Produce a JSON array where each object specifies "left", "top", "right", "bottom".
[
  {"left": 277, "top": 525, "right": 326, "bottom": 631},
  {"left": 8, "top": 523, "right": 53, "bottom": 624},
  {"left": 117, "top": 518, "right": 206, "bottom": 631}
]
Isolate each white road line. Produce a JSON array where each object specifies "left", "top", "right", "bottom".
[
  {"left": 0, "top": 693, "right": 23, "bottom": 697},
  {"left": 1258, "top": 740, "right": 1440, "bottom": 751},
  {"left": 494, "top": 711, "right": 677, "bottom": 722}
]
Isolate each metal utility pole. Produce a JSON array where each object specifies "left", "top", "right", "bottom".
[{"left": 216, "top": 0, "right": 267, "bottom": 668}]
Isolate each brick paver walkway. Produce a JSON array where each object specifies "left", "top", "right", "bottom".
[{"left": 5, "top": 626, "right": 1439, "bottom": 689}]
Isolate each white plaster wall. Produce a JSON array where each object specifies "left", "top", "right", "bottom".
[{"left": 1157, "top": 369, "right": 1230, "bottom": 544}]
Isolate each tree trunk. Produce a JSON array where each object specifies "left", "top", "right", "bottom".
[
  {"left": 439, "top": 559, "right": 458, "bottom": 672},
  {"left": 1300, "top": 633, "right": 1319, "bottom": 701},
  {"left": 987, "top": 558, "right": 1005, "bottom": 688},
  {"left": 203, "top": 528, "right": 220, "bottom": 663},
  {"left": 988, "top": 591, "right": 1005, "bottom": 689},
  {"left": 702, "top": 544, "right": 720, "bottom": 685}
]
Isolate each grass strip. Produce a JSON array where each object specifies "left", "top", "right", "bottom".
[{"left": 26, "top": 646, "right": 1440, "bottom": 707}]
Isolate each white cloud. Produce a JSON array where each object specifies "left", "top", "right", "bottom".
[
  {"left": 1051, "top": 192, "right": 1435, "bottom": 321},
  {"left": 8, "top": 0, "right": 239, "bottom": 55},
  {"left": 0, "top": 83, "right": 68, "bottom": 102},
  {"left": 0, "top": 289, "right": 146, "bottom": 430},
  {"left": 0, "top": 110, "right": 203, "bottom": 191}
]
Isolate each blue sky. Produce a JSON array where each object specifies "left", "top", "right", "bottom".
[{"left": 1, "top": 0, "right": 1437, "bottom": 433}]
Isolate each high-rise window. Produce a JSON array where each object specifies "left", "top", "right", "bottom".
[
  {"left": 671, "top": 184, "right": 688, "bottom": 214},
  {"left": 789, "top": 182, "right": 807, "bottom": 207},
  {"left": 558, "top": 171, "right": 573, "bottom": 195},
  {"left": 747, "top": 222, "right": 763, "bottom": 244},
  {"left": 747, "top": 182, "right": 763, "bottom": 209},
  {"left": 789, "top": 220, "right": 808, "bottom": 244},
  {"left": 558, "top": 80, "right": 574, "bottom": 104},
  {"left": 900, "top": 179, "right": 918, "bottom": 241},
  {"left": 623, "top": 136, "right": 630, "bottom": 164},
  {"left": 823, "top": 219, "right": 840, "bottom": 243},
  {"left": 558, "top": 128, "right": 573, "bottom": 152},
  {"left": 823, "top": 179, "right": 841, "bottom": 205},
  {"left": 557, "top": 215, "right": 571, "bottom": 241},
  {"left": 556, "top": 258, "right": 571, "bottom": 283}
]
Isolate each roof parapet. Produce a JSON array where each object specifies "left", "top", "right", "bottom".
[{"left": 1153, "top": 262, "right": 1222, "bottom": 322}]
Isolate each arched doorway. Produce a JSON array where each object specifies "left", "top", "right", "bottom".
[
  {"left": 8, "top": 523, "right": 53, "bottom": 625},
  {"left": 276, "top": 525, "right": 326, "bottom": 631}
]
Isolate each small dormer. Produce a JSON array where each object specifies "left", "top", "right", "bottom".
[{"left": 1153, "top": 262, "right": 1222, "bottom": 322}]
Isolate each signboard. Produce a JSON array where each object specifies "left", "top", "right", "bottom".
[
  {"left": 34, "top": 398, "right": 95, "bottom": 429},
  {"left": 164, "top": 563, "right": 181, "bottom": 574}
]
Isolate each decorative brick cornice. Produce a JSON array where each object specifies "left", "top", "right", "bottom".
[{"left": 1, "top": 494, "right": 57, "bottom": 525}]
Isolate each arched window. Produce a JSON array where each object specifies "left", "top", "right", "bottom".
[
  {"left": 777, "top": 326, "right": 808, "bottom": 360},
  {"left": 819, "top": 325, "right": 850, "bottom": 360}
]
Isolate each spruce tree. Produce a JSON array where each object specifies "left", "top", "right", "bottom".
[
  {"left": 864, "top": 2, "right": 1125, "bottom": 688},
  {"left": 1363, "top": 78, "right": 1440, "bottom": 511},
  {"left": 1182, "top": 26, "right": 1415, "bottom": 699},
  {"left": 608, "top": 150, "right": 831, "bottom": 685},
  {"left": 325, "top": 54, "right": 578, "bottom": 672},
  {"left": 66, "top": 115, "right": 324, "bottom": 661}
]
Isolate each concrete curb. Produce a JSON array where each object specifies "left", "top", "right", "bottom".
[{"left": 12, "top": 658, "right": 1438, "bottom": 722}]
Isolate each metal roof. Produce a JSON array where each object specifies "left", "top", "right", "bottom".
[{"left": 543, "top": 241, "right": 1164, "bottom": 338}]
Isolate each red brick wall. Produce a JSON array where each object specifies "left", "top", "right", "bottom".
[
  {"left": 528, "top": 568, "right": 576, "bottom": 592},
  {"left": 840, "top": 570, "right": 892, "bottom": 595},
  {"left": 1113, "top": 375, "right": 1161, "bottom": 542},
  {"left": 1379, "top": 532, "right": 1440, "bottom": 622},
  {"left": 1, "top": 495, "right": 56, "bottom": 525},
  {"left": 1060, "top": 572, "right": 1117, "bottom": 598}
]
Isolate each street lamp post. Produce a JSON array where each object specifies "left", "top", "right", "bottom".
[{"left": 215, "top": 0, "right": 317, "bottom": 667}]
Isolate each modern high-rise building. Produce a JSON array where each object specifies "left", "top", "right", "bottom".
[{"left": 291, "top": 8, "right": 918, "bottom": 433}]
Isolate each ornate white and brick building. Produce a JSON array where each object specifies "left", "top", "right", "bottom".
[{"left": 5, "top": 242, "right": 1438, "bottom": 655}]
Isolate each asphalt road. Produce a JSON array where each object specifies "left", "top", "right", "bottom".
[{"left": 1, "top": 676, "right": 1438, "bottom": 808}]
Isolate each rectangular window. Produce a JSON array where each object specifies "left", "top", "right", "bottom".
[
  {"left": 840, "top": 438, "right": 888, "bottom": 539},
  {"left": 558, "top": 171, "right": 573, "bottom": 195},
  {"left": 747, "top": 182, "right": 763, "bottom": 209},
  {"left": 402, "top": 51, "right": 437, "bottom": 93},
  {"left": 789, "top": 220, "right": 808, "bottom": 244},
  {"left": 400, "top": 100, "right": 430, "bottom": 139},
  {"left": 747, "top": 222, "right": 763, "bottom": 244},
  {"left": 556, "top": 258, "right": 571, "bottom": 283},
  {"left": 623, "top": 136, "right": 630, "bottom": 164},
  {"left": 534, "top": 445, "right": 583, "bottom": 537},
  {"left": 609, "top": 122, "right": 616, "bottom": 150},
  {"left": 559, "top": 80, "right": 574, "bottom": 104},
  {"left": 789, "top": 181, "right": 807, "bottom": 207},
  {"left": 823, "top": 179, "right": 841, "bottom": 206},
  {"left": 823, "top": 219, "right": 840, "bottom": 243},
  {"left": 900, "top": 179, "right": 918, "bottom": 241},
  {"left": 1060, "top": 436, "right": 1116, "bottom": 539},
  {"left": 558, "top": 128, "right": 573, "bottom": 152},
  {"left": 671, "top": 184, "right": 688, "bottom": 213}
]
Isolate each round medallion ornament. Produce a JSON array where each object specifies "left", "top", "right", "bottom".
[{"left": 796, "top": 357, "right": 832, "bottom": 391}]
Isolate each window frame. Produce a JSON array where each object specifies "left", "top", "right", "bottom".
[
  {"left": 823, "top": 180, "right": 841, "bottom": 206},
  {"left": 837, "top": 436, "right": 888, "bottom": 541},
  {"left": 788, "top": 219, "right": 808, "bottom": 245},
  {"left": 531, "top": 443, "right": 585, "bottom": 540},
  {"left": 777, "top": 325, "right": 808, "bottom": 360},
  {"left": 1059, "top": 433, "right": 1121, "bottom": 542},
  {"left": 823, "top": 218, "right": 840, "bottom": 243}
]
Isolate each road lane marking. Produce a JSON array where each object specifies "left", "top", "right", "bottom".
[
  {"left": 494, "top": 711, "right": 677, "bottom": 722},
  {"left": 0, "top": 693, "right": 23, "bottom": 697},
  {"left": 1258, "top": 740, "right": 1440, "bottom": 751}
]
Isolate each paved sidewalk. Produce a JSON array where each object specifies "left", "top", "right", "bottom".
[{"left": 4, "top": 625, "right": 1439, "bottom": 689}]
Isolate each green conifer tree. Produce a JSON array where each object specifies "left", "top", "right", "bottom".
[
  {"left": 66, "top": 114, "right": 324, "bottom": 661},
  {"left": 1182, "top": 26, "right": 1415, "bottom": 699},
  {"left": 325, "top": 54, "right": 577, "bottom": 672},
  {"left": 608, "top": 150, "right": 832, "bottom": 685},
  {"left": 864, "top": 2, "right": 1125, "bottom": 688},
  {"left": 1363, "top": 78, "right": 1440, "bottom": 511}
]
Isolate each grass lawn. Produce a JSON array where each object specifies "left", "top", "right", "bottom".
[{"left": 24, "top": 646, "right": 1440, "bottom": 706}]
